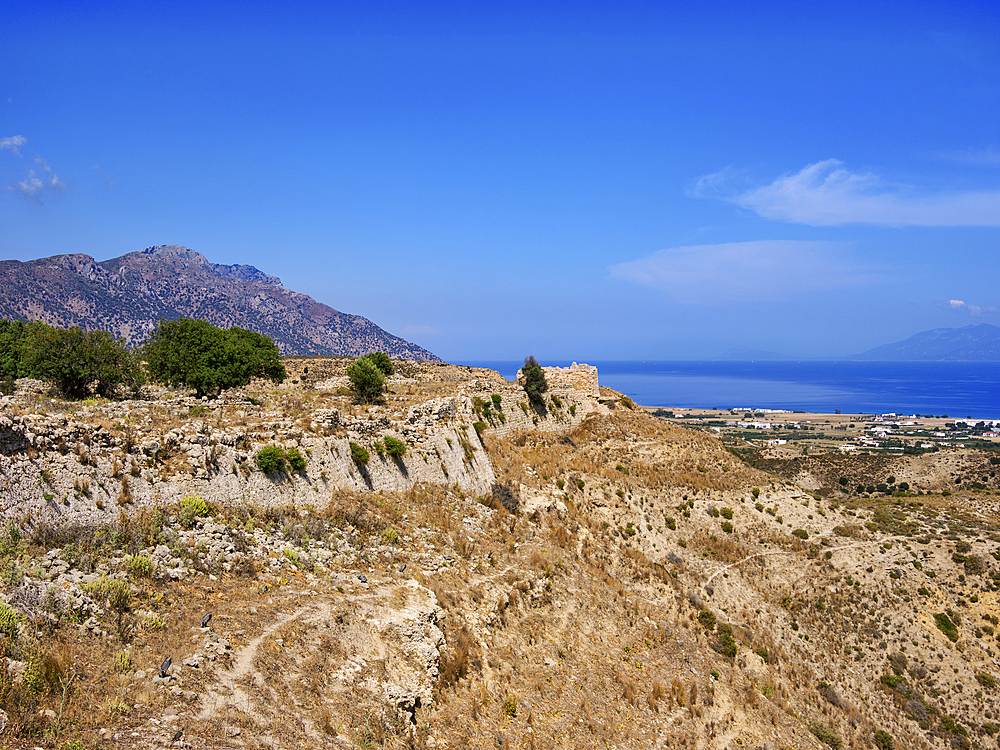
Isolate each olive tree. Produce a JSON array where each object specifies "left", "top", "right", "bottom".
[
  {"left": 22, "top": 324, "right": 143, "bottom": 399},
  {"left": 144, "top": 318, "right": 286, "bottom": 397}
]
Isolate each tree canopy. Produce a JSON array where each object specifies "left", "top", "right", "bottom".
[
  {"left": 144, "top": 318, "right": 286, "bottom": 397},
  {"left": 346, "top": 355, "right": 385, "bottom": 403},
  {"left": 521, "top": 355, "right": 548, "bottom": 407},
  {"left": 362, "top": 351, "right": 394, "bottom": 376},
  {"left": 0, "top": 319, "right": 143, "bottom": 399}
]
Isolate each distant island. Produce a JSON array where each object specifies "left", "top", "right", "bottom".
[
  {"left": 852, "top": 323, "right": 1000, "bottom": 362},
  {"left": 0, "top": 245, "right": 439, "bottom": 360}
]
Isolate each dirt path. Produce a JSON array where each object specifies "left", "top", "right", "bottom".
[
  {"left": 196, "top": 600, "right": 315, "bottom": 726},
  {"left": 703, "top": 539, "right": 885, "bottom": 587}
]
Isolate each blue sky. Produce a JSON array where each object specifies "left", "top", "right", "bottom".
[{"left": 2, "top": 1, "right": 998, "bottom": 360}]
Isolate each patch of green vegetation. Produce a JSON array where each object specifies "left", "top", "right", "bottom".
[
  {"left": 285, "top": 446, "right": 307, "bottom": 472},
  {"left": 179, "top": 495, "right": 214, "bottom": 528},
  {"left": 256, "top": 445, "right": 286, "bottom": 473},
  {"left": 383, "top": 435, "right": 406, "bottom": 457},
  {"left": 934, "top": 612, "right": 959, "bottom": 642},
  {"left": 125, "top": 554, "right": 154, "bottom": 578},
  {"left": 349, "top": 441, "right": 370, "bottom": 464},
  {"left": 809, "top": 721, "right": 843, "bottom": 749}
]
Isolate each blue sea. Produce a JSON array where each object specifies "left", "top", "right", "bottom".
[{"left": 458, "top": 360, "right": 1000, "bottom": 419}]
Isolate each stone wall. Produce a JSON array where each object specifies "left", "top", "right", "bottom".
[{"left": 543, "top": 362, "right": 599, "bottom": 398}]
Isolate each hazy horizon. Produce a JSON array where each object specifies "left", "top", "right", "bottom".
[{"left": 2, "top": 2, "right": 998, "bottom": 362}]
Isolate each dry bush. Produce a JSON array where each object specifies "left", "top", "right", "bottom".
[
  {"left": 438, "top": 626, "right": 481, "bottom": 691},
  {"left": 552, "top": 524, "right": 572, "bottom": 548},
  {"left": 671, "top": 677, "right": 685, "bottom": 707}
]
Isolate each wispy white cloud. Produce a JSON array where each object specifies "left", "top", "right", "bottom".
[
  {"left": 609, "top": 240, "right": 874, "bottom": 304},
  {"left": 696, "top": 159, "right": 1000, "bottom": 227},
  {"left": 939, "top": 146, "right": 1000, "bottom": 167},
  {"left": 948, "top": 299, "right": 997, "bottom": 316},
  {"left": 2, "top": 140, "right": 70, "bottom": 200},
  {"left": 8, "top": 158, "right": 67, "bottom": 200},
  {"left": 0, "top": 135, "right": 27, "bottom": 157}
]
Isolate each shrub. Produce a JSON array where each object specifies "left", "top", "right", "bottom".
[
  {"left": 382, "top": 528, "right": 399, "bottom": 544},
  {"left": 792, "top": 529, "right": 809, "bottom": 540},
  {"left": 256, "top": 446, "right": 286, "bottom": 473},
  {"left": 349, "top": 441, "right": 369, "bottom": 464},
  {"left": 720, "top": 507, "right": 733, "bottom": 520},
  {"left": 888, "top": 651, "right": 907, "bottom": 674},
  {"left": 346, "top": 356, "right": 385, "bottom": 403},
  {"left": 809, "top": 721, "right": 843, "bottom": 749},
  {"left": 503, "top": 695, "right": 517, "bottom": 717},
  {"left": 285, "top": 446, "right": 307, "bottom": 472},
  {"left": 934, "top": 612, "right": 959, "bottom": 642},
  {"left": 125, "top": 554, "right": 154, "bottom": 578},
  {"left": 521, "top": 356, "right": 548, "bottom": 407},
  {"left": 472, "top": 421, "right": 488, "bottom": 437},
  {"left": 976, "top": 671, "right": 997, "bottom": 690},
  {"left": 141, "top": 611, "right": 166, "bottom": 630},
  {"left": 383, "top": 435, "right": 406, "bottom": 457},
  {"left": 873, "top": 729, "right": 894, "bottom": 750},
  {"left": 697, "top": 610, "right": 716, "bottom": 630},
  {"left": 86, "top": 576, "right": 131, "bottom": 613},
  {"left": 716, "top": 623, "right": 737, "bottom": 657},
  {"left": 144, "top": 318, "right": 285, "bottom": 398},
  {"left": 113, "top": 650, "right": 132, "bottom": 673},
  {"left": 179, "top": 495, "right": 214, "bottom": 528},
  {"left": 721, "top": 520, "right": 734, "bottom": 534},
  {"left": 491, "top": 394, "right": 503, "bottom": 410},
  {"left": 751, "top": 487, "right": 760, "bottom": 499},
  {"left": 880, "top": 674, "right": 903, "bottom": 689},
  {"left": 666, "top": 517, "right": 676, "bottom": 530},
  {"left": 0, "top": 601, "right": 19, "bottom": 640}
]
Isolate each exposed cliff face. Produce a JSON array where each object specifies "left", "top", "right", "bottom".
[
  {"left": 0, "top": 362, "right": 609, "bottom": 527},
  {"left": 0, "top": 245, "right": 439, "bottom": 359}
]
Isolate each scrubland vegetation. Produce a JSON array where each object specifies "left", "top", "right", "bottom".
[{"left": 0, "top": 359, "right": 999, "bottom": 749}]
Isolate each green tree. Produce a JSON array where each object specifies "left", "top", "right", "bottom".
[
  {"left": 362, "top": 351, "right": 394, "bottom": 376},
  {"left": 0, "top": 319, "right": 35, "bottom": 381},
  {"left": 144, "top": 318, "right": 286, "bottom": 397},
  {"left": 22, "top": 325, "right": 143, "bottom": 399},
  {"left": 346, "top": 356, "right": 385, "bottom": 403},
  {"left": 521, "top": 355, "right": 548, "bottom": 407}
]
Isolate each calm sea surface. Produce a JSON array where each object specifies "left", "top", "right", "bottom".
[{"left": 458, "top": 361, "right": 1000, "bottom": 419}]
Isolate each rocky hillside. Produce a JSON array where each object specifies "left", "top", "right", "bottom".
[
  {"left": 1, "top": 362, "right": 999, "bottom": 750},
  {"left": 0, "top": 245, "right": 439, "bottom": 359}
]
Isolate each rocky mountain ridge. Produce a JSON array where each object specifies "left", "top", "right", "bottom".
[
  {"left": 854, "top": 323, "right": 1000, "bottom": 361},
  {"left": 0, "top": 244, "right": 439, "bottom": 359}
]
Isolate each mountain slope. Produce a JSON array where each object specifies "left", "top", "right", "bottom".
[
  {"left": 854, "top": 323, "right": 1000, "bottom": 361},
  {"left": 0, "top": 245, "right": 439, "bottom": 359}
]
